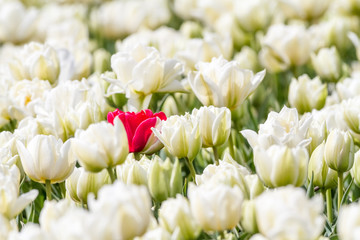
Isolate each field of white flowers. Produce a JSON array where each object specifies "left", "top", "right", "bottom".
[{"left": 1, "top": 0, "right": 360, "bottom": 239}]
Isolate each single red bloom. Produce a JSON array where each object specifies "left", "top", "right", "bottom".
[{"left": 107, "top": 109, "right": 166, "bottom": 153}]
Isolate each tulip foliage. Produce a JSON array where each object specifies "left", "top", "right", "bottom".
[{"left": 2, "top": 0, "right": 360, "bottom": 239}]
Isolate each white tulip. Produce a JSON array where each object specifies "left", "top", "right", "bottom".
[
  {"left": 337, "top": 77, "right": 360, "bottom": 101},
  {"left": 278, "top": 0, "right": 330, "bottom": 21},
  {"left": 71, "top": 118, "right": 129, "bottom": 172},
  {"left": 253, "top": 145, "right": 308, "bottom": 188},
  {"left": 338, "top": 201, "right": 360, "bottom": 240},
  {"left": 308, "top": 142, "right": 338, "bottom": 189},
  {"left": 192, "top": 106, "right": 231, "bottom": 148},
  {"left": 342, "top": 96, "right": 360, "bottom": 135},
  {"left": 8, "top": 79, "right": 51, "bottom": 121},
  {"left": 324, "top": 129, "right": 354, "bottom": 173},
  {"left": 16, "top": 135, "right": 75, "bottom": 183},
  {"left": 188, "top": 56, "right": 265, "bottom": 110},
  {"left": 0, "top": 213, "right": 18, "bottom": 240},
  {"left": 8, "top": 42, "right": 60, "bottom": 84},
  {"left": 241, "top": 106, "right": 312, "bottom": 150},
  {"left": 255, "top": 186, "right": 324, "bottom": 240},
  {"left": 116, "top": 154, "right": 151, "bottom": 186},
  {"left": 0, "top": 164, "right": 38, "bottom": 219},
  {"left": 105, "top": 44, "right": 184, "bottom": 111},
  {"left": 65, "top": 167, "right": 110, "bottom": 205},
  {"left": 176, "top": 33, "right": 233, "bottom": 72},
  {"left": 259, "top": 24, "right": 311, "bottom": 72},
  {"left": 234, "top": 0, "right": 275, "bottom": 32},
  {"left": 159, "top": 194, "right": 201, "bottom": 239},
  {"left": 196, "top": 153, "right": 251, "bottom": 198},
  {"left": 311, "top": 47, "right": 342, "bottom": 82},
  {"left": 288, "top": 74, "right": 327, "bottom": 114},
  {"left": 152, "top": 113, "right": 201, "bottom": 161},
  {"left": 88, "top": 181, "right": 152, "bottom": 240},
  {"left": 188, "top": 183, "right": 243, "bottom": 231},
  {"left": 0, "top": 1, "right": 38, "bottom": 44}
]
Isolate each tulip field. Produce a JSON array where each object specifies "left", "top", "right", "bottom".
[{"left": 2, "top": 0, "right": 360, "bottom": 239}]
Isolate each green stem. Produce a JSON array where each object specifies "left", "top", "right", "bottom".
[
  {"left": 185, "top": 157, "right": 196, "bottom": 182},
  {"left": 326, "top": 189, "right": 333, "bottom": 225},
  {"left": 134, "top": 152, "right": 141, "bottom": 161},
  {"left": 153, "top": 200, "right": 161, "bottom": 219},
  {"left": 45, "top": 180, "right": 52, "bottom": 201},
  {"left": 228, "top": 131, "right": 236, "bottom": 160},
  {"left": 59, "top": 181, "right": 66, "bottom": 199},
  {"left": 338, "top": 172, "right": 344, "bottom": 211},
  {"left": 107, "top": 167, "right": 116, "bottom": 183},
  {"left": 212, "top": 146, "right": 219, "bottom": 165}
]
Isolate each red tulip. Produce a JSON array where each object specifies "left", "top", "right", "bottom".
[{"left": 107, "top": 109, "right": 166, "bottom": 153}]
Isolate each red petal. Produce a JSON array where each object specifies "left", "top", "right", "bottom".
[
  {"left": 107, "top": 109, "right": 123, "bottom": 124},
  {"left": 131, "top": 117, "right": 157, "bottom": 152},
  {"left": 154, "top": 111, "right": 167, "bottom": 121}
]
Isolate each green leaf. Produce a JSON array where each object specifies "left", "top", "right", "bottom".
[{"left": 307, "top": 171, "right": 315, "bottom": 198}]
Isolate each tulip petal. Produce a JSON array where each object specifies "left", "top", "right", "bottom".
[{"left": 132, "top": 117, "right": 157, "bottom": 152}]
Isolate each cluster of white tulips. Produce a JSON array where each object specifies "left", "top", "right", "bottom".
[{"left": 2, "top": 0, "right": 360, "bottom": 239}]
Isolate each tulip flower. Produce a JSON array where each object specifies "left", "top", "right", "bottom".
[
  {"left": 65, "top": 167, "right": 110, "bottom": 205},
  {"left": 338, "top": 201, "right": 360, "bottom": 240},
  {"left": 16, "top": 135, "right": 75, "bottom": 184},
  {"left": 188, "top": 56, "right": 265, "bottom": 110},
  {"left": 16, "top": 134, "right": 75, "bottom": 200},
  {"left": 108, "top": 109, "right": 166, "bottom": 154},
  {"left": 71, "top": 118, "right": 129, "bottom": 183},
  {"left": 148, "top": 156, "right": 182, "bottom": 202},
  {"left": 159, "top": 194, "right": 201, "bottom": 239},
  {"left": 0, "top": 164, "right": 38, "bottom": 220},
  {"left": 188, "top": 182, "right": 244, "bottom": 231},
  {"left": 288, "top": 74, "right": 327, "bottom": 114},
  {"left": 254, "top": 186, "right": 324, "bottom": 240}
]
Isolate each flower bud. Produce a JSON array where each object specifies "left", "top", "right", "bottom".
[
  {"left": 65, "top": 167, "right": 110, "bottom": 205},
  {"left": 116, "top": 154, "right": 151, "bottom": 186},
  {"left": 152, "top": 113, "right": 202, "bottom": 161},
  {"left": 148, "top": 157, "right": 182, "bottom": 202},
  {"left": 253, "top": 145, "right": 308, "bottom": 188},
  {"left": 308, "top": 142, "right": 338, "bottom": 189},
  {"left": 311, "top": 47, "right": 342, "bottom": 82},
  {"left": 288, "top": 74, "right": 327, "bottom": 114},
  {"left": 240, "top": 200, "right": 258, "bottom": 234},
  {"left": 159, "top": 194, "right": 201, "bottom": 240},
  {"left": 324, "top": 129, "right": 354, "bottom": 173},
  {"left": 188, "top": 183, "right": 243, "bottom": 231},
  {"left": 191, "top": 106, "right": 231, "bottom": 148},
  {"left": 71, "top": 118, "right": 129, "bottom": 172},
  {"left": 350, "top": 150, "right": 360, "bottom": 187}
]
